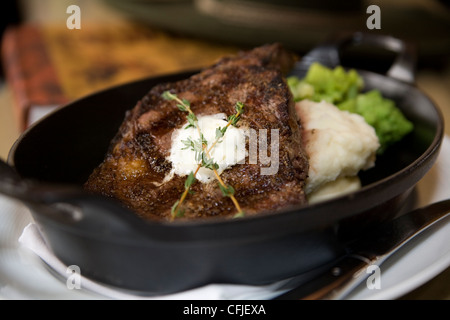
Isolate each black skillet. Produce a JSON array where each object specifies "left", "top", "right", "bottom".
[{"left": 0, "top": 33, "right": 444, "bottom": 295}]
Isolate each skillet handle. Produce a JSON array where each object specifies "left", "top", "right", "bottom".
[
  {"left": 293, "top": 32, "right": 417, "bottom": 84},
  {"left": 0, "top": 157, "right": 83, "bottom": 204},
  {"left": 0, "top": 158, "right": 145, "bottom": 237},
  {"left": 0, "top": 157, "right": 32, "bottom": 202}
]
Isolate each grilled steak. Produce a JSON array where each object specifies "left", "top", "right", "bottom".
[{"left": 84, "top": 43, "right": 309, "bottom": 221}]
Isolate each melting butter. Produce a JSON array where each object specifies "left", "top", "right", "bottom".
[{"left": 168, "top": 114, "right": 246, "bottom": 183}]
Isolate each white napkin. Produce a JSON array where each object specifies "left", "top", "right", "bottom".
[{"left": 18, "top": 223, "right": 289, "bottom": 300}]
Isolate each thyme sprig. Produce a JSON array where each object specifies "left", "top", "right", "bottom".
[{"left": 162, "top": 91, "right": 245, "bottom": 219}]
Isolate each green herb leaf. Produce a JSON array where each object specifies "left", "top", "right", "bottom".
[
  {"left": 182, "top": 99, "right": 191, "bottom": 107},
  {"left": 176, "top": 104, "right": 187, "bottom": 112},
  {"left": 235, "top": 101, "right": 244, "bottom": 113},
  {"left": 193, "top": 140, "right": 203, "bottom": 152},
  {"left": 171, "top": 200, "right": 185, "bottom": 218},
  {"left": 219, "top": 183, "right": 235, "bottom": 197},
  {"left": 215, "top": 127, "right": 225, "bottom": 140},
  {"left": 187, "top": 113, "right": 197, "bottom": 128},
  {"left": 233, "top": 211, "right": 245, "bottom": 218},
  {"left": 185, "top": 172, "right": 196, "bottom": 189},
  {"left": 201, "top": 153, "right": 219, "bottom": 170},
  {"left": 181, "top": 138, "right": 194, "bottom": 150},
  {"left": 176, "top": 208, "right": 185, "bottom": 217},
  {"left": 200, "top": 133, "right": 208, "bottom": 147},
  {"left": 162, "top": 91, "right": 177, "bottom": 101},
  {"left": 171, "top": 200, "right": 180, "bottom": 216},
  {"left": 228, "top": 114, "right": 241, "bottom": 126}
]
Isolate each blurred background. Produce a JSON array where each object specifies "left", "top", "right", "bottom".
[{"left": 0, "top": 0, "right": 449, "bottom": 299}]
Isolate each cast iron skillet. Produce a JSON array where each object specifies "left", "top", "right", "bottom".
[{"left": 0, "top": 33, "right": 444, "bottom": 295}]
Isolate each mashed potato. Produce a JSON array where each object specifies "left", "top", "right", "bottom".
[
  {"left": 295, "top": 100, "right": 380, "bottom": 202},
  {"left": 307, "top": 176, "right": 362, "bottom": 204}
]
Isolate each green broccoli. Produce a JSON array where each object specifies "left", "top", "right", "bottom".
[
  {"left": 288, "top": 62, "right": 413, "bottom": 154},
  {"left": 288, "top": 62, "right": 364, "bottom": 103}
]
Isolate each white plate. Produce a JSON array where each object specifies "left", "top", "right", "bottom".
[{"left": 1, "top": 136, "right": 449, "bottom": 300}]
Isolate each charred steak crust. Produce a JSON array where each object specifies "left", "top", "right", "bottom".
[{"left": 84, "top": 44, "right": 309, "bottom": 220}]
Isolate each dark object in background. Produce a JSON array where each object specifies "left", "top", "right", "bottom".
[
  {"left": 0, "top": 0, "right": 21, "bottom": 77},
  {"left": 104, "top": 0, "right": 450, "bottom": 69}
]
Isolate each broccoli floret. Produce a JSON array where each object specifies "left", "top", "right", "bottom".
[
  {"left": 288, "top": 62, "right": 364, "bottom": 103},
  {"left": 287, "top": 63, "right": 413, "bottom": 154},
  {"left": 287, "top": 76, "right": 314, "bottom": 101}
]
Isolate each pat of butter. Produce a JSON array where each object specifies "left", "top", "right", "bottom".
[{"left": 168, "top": 114, "right": 246, "bottom": 183}]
